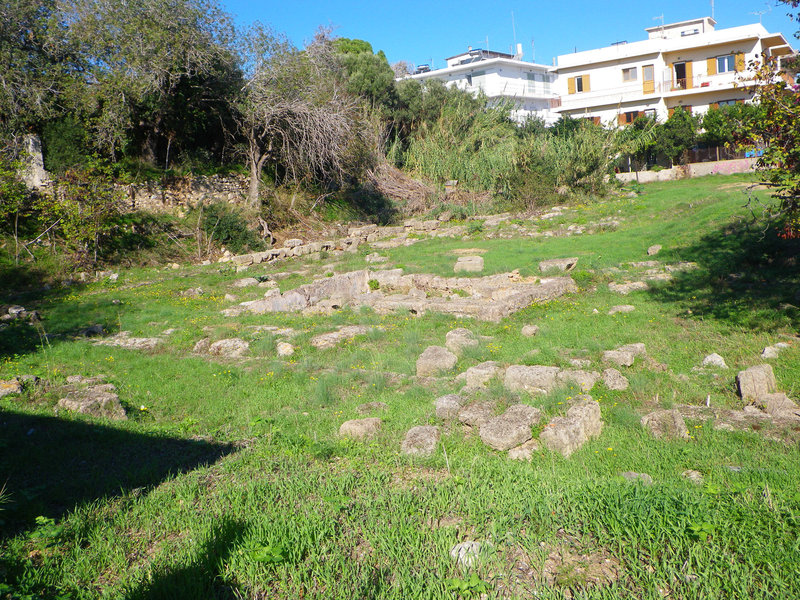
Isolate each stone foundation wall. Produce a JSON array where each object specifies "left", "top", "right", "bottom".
[
  {"left": 121, "top": 174, "right": 248, "bottom": 213},
  {"left": 615, "top": 157, "right": 757, "bottom": 184}
]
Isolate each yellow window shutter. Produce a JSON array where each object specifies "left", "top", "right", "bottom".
[
  {"left": 568, "top": 77, "right": 576, "bottom": 94},
  {"left": 735, "top": 52, "right": 745, "bottom": 72},
  {"left": 685, "top": 62, "right": 693, "bottom": 89},
  {"left": 707, "top": 57, "right": 717, "bottom": 76},
  {"left": 584, "top": 74, "right": 591, "bottom": 92}
]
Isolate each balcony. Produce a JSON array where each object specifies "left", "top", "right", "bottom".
[{"left": 556, "top": 72, "right": 744, "bottom": 111}]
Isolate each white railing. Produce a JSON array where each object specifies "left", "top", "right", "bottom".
[{"left": 557, "top": 72, "right": 741, "bottom": 109}]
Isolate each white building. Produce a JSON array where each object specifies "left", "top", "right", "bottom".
[
  {"left": 408, "top": 47, "right": 559, "bottom": 124},
  {"left": 554, "top": 17, "right": 794, "bottom": 124}
]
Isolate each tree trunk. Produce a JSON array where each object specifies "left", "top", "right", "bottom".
[{"left": 247, "top": 138, "right": 270, "bottom": 208}]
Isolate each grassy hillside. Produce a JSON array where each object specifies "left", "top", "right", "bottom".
[{"left": 2, "top": 174, "right": 799, "bottom": 599}]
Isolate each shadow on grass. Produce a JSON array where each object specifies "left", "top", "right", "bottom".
[
  {"left": 0, "top": 279, "right": 129, "bottom": 359},
  {"left": 0, "top": 411, "right": 237, "bottom": 536},
  {"left": 126, "top": 518, "right": 247, "bottom": 600},
  {"left": 649, "top": 219, "right": 800, "bottom": 330}
]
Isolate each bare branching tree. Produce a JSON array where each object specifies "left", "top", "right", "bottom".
[{"left": 235, "top": 25, "right": 361, "bottom": 206}]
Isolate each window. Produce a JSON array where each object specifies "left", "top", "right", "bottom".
[
  {"left": 717, "top": 55, "right": 735, "bottom": 73},
  {"left": 622, "top": 67, "right": 637, "bottom": 82},
  {"left": 716, "top": 99, "right": 737, "bottom": 107},
  {"left": 624, "top": 111, "right": 639, "bottom": 123},
  {"left": 568, "top": 74, "right": 590, "bottom": 94},
  {"left": 466, "top": 70, "right": 486, "bottom": 90},
  {"left": 643, "top": 109, "right": 656, "bottom": 118}
]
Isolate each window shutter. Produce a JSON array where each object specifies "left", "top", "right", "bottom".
[
  {"left": 618, "top": 113, "right": 626, "bottom": 126},
  {"left": 685, "top": 62, "right": 693, "bottom": 89},
  {"left": 568, "top": 77, "right": 576, "bottom": 94},
  {"left": 736, "top": 99, "right": 744, "bottom": 105},
  {"left": 668, "top": 63, "right": 674, "bottom": 88},
  {"left": 735, "top": 52, "right": 745, "bottom": 72},
  {"left": 707, "top": 57, "right": 717, "bottom": 76},
  {"left": 668, "top": 107, "right": 675, "bottom": 118},
  {"left": 592, "top": 116, "right": 601, "bottom": 125},
  {"left": 584, "top": 74, "right": 591, "bottom": 92},
  {"left": 710, "top": 102, "right": 719, "bottom": 110},
  {"left": 638, "top": 111, "right": 645, "bottom": 119}
]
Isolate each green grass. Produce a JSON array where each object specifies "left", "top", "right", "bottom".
[{"left": 2, "top": 174, "right": 800, "bottom": 599}]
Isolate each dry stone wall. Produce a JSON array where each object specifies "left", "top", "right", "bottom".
[{"left": 121, "top": 174, "right": 248, "bottom": 213}]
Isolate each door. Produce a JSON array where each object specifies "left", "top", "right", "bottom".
[
  {"left": 642, "top": 65, "right": 655, "bottom": 94},
  {"left": 674, "top": 62, "right": 687, "bottom": 90}
]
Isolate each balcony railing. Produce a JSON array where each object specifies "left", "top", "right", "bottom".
[{"left": 557, "top": 72, "right": 742, "bottom": 110}]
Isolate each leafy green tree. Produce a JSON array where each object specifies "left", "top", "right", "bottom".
[
  {"left": 334, "top": 38, "right": 396, "bottom": 110},
  {"left": 700, "top": 103, "right": 762, "bottom": 148},
  {"left": 656, "top": 107, "right": 698, "bottom": 165},
  {"left": 0, "top": 159, "right": 31, "bottom": 263},
  {"left": 0, "top": 0, "right": 77, "bottom": 144},
  {"left": 737, "top": 1, "right": 800, "bottom": 236},
  {"left": 60, "top": 0, "right": 239, "bottom": 163},
  {"left": 36, "top": 158, "right": 123, "bottom": 263}
]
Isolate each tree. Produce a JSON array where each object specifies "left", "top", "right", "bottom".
[
  {"left": 235, "top": 26, "right": 362, "bottom": 206},
  {"left": 0, "top": 0, "right": 76, "bottom": 146},
  {"left": 60, "top": 0, "right": 239, "bottom": 163},
  {"left": 737, "top": 1, "right": 800, "bottom": 236},
  {"left": 0, "top": 159, "right": 31, "bottom": 263},
  {"left": 36, "top": 158, "right": 123, "bottom": 263},
  {"left": 334, "top": 38, "right": 396, "bottom": 110},
  {"left": 656, "top": 107, "right": 698, "bottom": 165}
]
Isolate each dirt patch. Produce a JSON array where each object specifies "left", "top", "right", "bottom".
[
  {"left": 502, "top": 532, "right": 623, "bottom": 598},
  {"left": 717, "top": 182, "right": 770, "bottom": 191},
  {"left": 390, "top": 466, "right": 451, "bottom": 490},
  {"left": 452, "top": 248, "right": 489, "bottom": 255}
]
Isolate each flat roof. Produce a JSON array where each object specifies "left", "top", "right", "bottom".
[
  {"left": 445, "top": 49, "right": 515, "bottom": 61},
  {"left": 645, "top": 16, "right": 716, "bottom": 33}
]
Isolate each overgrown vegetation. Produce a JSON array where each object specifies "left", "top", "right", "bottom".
[{"left": 1, "top": 175, "right": 800, "bottom": 599}]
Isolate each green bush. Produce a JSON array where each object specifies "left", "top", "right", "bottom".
[
  {"left": 42, "top": 116, "right": 91, "bottom": 174},
  {"left": 194, "top": 203, "right": 265, "bottom": 255}
]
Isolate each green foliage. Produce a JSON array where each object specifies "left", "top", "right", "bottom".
[
  {"left": 332, "top": 38, "right": 373, "bottom": 55},
  {"left": 0, "top": 0, "right": 75, "bottom": 139},
  {"left": 403, "top": 94, "right": 517, "bottom": 191},
  {"left": 738, "top": 54, "right": 800, "bottom": 237},
  {"left": 41, "top": 116, "right": 91, "bottom": 174},
  {"left": 0, "top": 159, "right": 29, "bottom": 231},
  {"left": 367, "top": 279, "right": 379, "bottom": 291},
  {"left": 700, "top": 103, "right": 762, "bottom": 148},
  {"left": 35, "top": 158, "right": 123, "bottom": 264},
  {"left": 657, "top": 107, "right": 698, "bottom": 164},
  {"left": 444, "top": 573, "right": 490, "bottom": 597},
  {"left": 510, "top": 121, "right": 621, "bottom": 206},
  {"left": 194, "top": 202, "right": 264, "bottom": 255}
]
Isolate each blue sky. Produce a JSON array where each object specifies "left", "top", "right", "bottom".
[{"left": 223, "top": 1, "right": 798, "bottom": 68}]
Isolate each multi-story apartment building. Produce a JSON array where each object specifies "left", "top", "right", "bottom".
[
  {"left": 406, "top": 17, "right": 793, "bottom": 126},
  {"left": 408, "top": 47, "right": 559, "bottom": 124},
  {"left": 554, "top": 17, "right": 794, "bottom": 124}
]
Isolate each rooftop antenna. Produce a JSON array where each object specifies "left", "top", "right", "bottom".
[
  {"left": 511, "top": 11, "right": 517, "bottom": 47},
  {"left": 750, "top": 4, "right": 771, "bottom": 24},
  {"left": 531, "top": 38, "right": 535, "bottom": 62},
  {"left": 711, "top": 0, "right": 714, "bottom": 20},
  {"left": 653, "top": 14, "right": 665, "bottom": 38}
]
